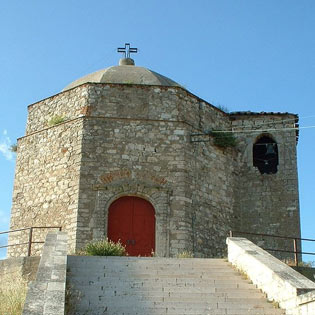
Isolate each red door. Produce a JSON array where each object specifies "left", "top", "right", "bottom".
[{"left": 108, "top": 196, "right": 155, "bottom": 256}]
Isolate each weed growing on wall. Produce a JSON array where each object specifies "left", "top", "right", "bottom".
[
  {"left": 211, "top": 130, "right": 237, "bottom": 148},
  {"left": 216, "top": 104, "right": 229, "bottom": 113},
  {"left": 10, "top": 144, "right": 17, "bottom": 152},
  {"left": 47, "top": 115, "right": 66, "bottom": 126},
  {"left": 78, "top": 238, "right": 127, "bottom": 256}
]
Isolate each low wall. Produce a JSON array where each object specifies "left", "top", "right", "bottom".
[
  {"left": 0, "top": 256, "right": 40, "bottom": 283},
  {"left": 227, "top": 237, "right": 315, "bottom": 315},
  {"left": 22, "top": 231, "right": 67, "bottom": 315}
]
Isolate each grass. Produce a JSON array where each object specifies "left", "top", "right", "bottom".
[
  {"left": 176, "top": 251, "right": 194, "bottom": 258},
  {"left": 0, "top": 273, "right": 28, "bottom": 315},
  {"left": 65, "top": 284, "right": 83, "bottom": 315}
]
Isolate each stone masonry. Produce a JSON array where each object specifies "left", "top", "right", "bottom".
[{"left": 8, "top": 58, "right": 301, "bottom": 259}]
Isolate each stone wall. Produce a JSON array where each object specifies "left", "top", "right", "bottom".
[
  {"left": 0, "top": 256, "right": 40, "bottom": 283},
  {"left": 9, "top": 82, "right": 301, "bottom": 258},
  {"left": 9, "top": 119, "right": 83, "bottom": 256},
  {"left": 73, "top": 84, "right": 237, "bottom": 257},
  {"left": 231, "top": 113, "right": 300, "bottom": 259},
  {"left": 76, "top": 117, "right": 181, "bottom": 255},
  {"left": 187, "top": 141, "right": 239, "bottom": 257},
  {"left": 26, "top": 85, "right": 89, "bottom": 135}
]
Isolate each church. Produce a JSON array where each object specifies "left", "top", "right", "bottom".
[{"left": 8, "top": 44, "right": 301, "bottom": 258}]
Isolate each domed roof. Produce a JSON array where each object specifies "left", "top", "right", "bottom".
[{"left": 63, "top": 58, "right": 182, "bottom": 91}]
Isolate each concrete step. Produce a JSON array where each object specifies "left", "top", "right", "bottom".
[
  {"left": 66, "top": 257, "right": 285, "bottom": 315},
  {"left": 68, "top": 267, "right": 237, "bottom": 275},
  {"left": 68, "top": 256, "right": 229, "bottom": 266},
  {"left": 68, "top": 275, "right": 251, "bottom": 283},
  {"left": 71, "top": 264, "right": 239, "bottom": 276},
  {"left": 69, "top": 278, "right": 256, "bottom": 290},
  {"left": 68, "top": 257, "right": 231, "bottom": 268},
  {"left": 81, "top": 296, "right": 276, "bottom": 307},
  {"left": 71, "top": 269, "right": 239, "bottom": 275},
  {"left": 82, "top": 289, "right": 267, "bottom": 299},
  {"left": 78, "top": 305, "right": 285, "bottom": 315},
  {"left": 92, "top": 288, "right": 267, "bottom": 298}
]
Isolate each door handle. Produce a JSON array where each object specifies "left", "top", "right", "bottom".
[{"left": 126, "top": 240, "right": 136, "bottom": 245}]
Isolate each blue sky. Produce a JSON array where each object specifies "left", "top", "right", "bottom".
[{"left": 0, "top": 1, "right": 314, "bottom": 260}]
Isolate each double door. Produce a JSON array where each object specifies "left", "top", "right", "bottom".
[{"left": 108, "top": 196, "right": 155, "bottom": 256}]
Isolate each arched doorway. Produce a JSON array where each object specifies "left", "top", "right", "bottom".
[{"left": 108, "top": 196, "right": 155, "bottom": 256}]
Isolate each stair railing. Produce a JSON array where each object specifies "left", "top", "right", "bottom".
[
  {"left": 0, "top": 226, "right": 62, "bottom": 257},
  {"left": 229, "top": 230, "right": 315, "bottom": 267}
]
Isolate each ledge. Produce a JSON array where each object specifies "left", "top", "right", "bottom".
[{"left": 227, "top": 237, "right": 315, "bottom": 314}]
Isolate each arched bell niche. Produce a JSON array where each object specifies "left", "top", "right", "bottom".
[{"left": 253, "top": 135, "right": 279, "bottom": 174}]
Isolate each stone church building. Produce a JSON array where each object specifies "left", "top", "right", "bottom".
[{"left": 8, "top": 45, "right": 301, "bottom": 258}]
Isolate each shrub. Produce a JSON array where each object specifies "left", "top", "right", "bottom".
[
  {"left": 216, "top": 104, "right": 229, "bottom": 113},
  {"left": 283, "top": 259, "right": 315, "bottom": 268},
  {"left": 176, "top": 251, "right": 194, "bottom": 258},
  {"left": 0, "top": 273, "right": 27, "bottom": 315},
  {"left": 79, "top": 238, "right": 127, "bottom": 256},
  {"left": 211, "top": 130, "right": 237, "bottom": 148},
  {"left": 10, "top": 144, "right": 17, "bottom": 152},
  {"left": 48, "top": 115, "right": 66, "bottom": 126}
]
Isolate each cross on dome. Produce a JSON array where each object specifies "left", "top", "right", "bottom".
[{"left": 117, "top": 43, "right": 138, "bottom": 59}]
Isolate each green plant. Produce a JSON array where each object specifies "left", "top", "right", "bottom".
[
  {"left": 48, "top": 115, "right": 66, "bottom": 126},
  {"left": 216, "top": 104, "right": 229, "bottom": 113},
  {"left": 78, "top": 238, "right": 127, "bottom": 256},
  {"left": 176, "top": 251, "right": 194, "bottom": 258},
  {"left": 0, "top": 273, "right": 27, "bottom": 315},
  {"left": 283, "top": 259, "right": 315, "bottom": 267},
  {"left": 65, "top": 284, "right": 83, "bottom": 315},
  {"left": 10, "top": 144, "right": 17, "bottom": 152},
  {"left": 211, "top": 130, "right": 237, "bottom": 148}
]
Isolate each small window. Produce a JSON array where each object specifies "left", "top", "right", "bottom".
[{"left": 253, "top": 136, "right": 278, "bottom": 174}]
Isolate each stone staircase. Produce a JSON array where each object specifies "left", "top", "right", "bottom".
[{"left": 67, "top": 256, "right": 285, "bottom": 315}]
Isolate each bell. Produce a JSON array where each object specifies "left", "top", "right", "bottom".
[{"left": 265, "top": 143, "right": 276, "bottom": 155}]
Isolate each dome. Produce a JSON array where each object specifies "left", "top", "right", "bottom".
[{"left": 63, "top": 58, "right": 182, "bottom": 91}]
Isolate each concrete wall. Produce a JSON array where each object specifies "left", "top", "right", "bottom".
[{"left": 227, "top": 237, "right": 315, "bottom": 315}]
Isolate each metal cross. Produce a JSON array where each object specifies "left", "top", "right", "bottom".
[{"left": 117, "top": 43, "right": 138, "bottom": 59}]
